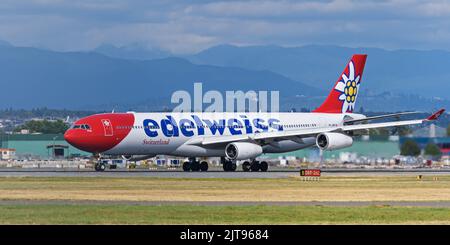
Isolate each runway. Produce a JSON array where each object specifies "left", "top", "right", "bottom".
[
  {"left": 0, "top": 170, "right": 449, "bottom": 214},
  {"left": 1, "top": 199, "right": 450, "bottom": 207},
  {"left": 0, "top": 168, "right": 449, "bottom": 178}
]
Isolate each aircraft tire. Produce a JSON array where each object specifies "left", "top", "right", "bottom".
[
  {"left": 191, "top": 161, "right": 201, "bottom": 171},
  {"left": 223, "top": 162, "right": 230, "bottom": 171},
  {"left": 250, "top": 162, "right": 260, "bottom": 172},
  {"left": 230, "top": 163, "right": 237, "bottom": 171},
  {"left": 183, "top": 162, "right": 190, "bottom": 172},
  {"left": 260, "top": 161, "right": 268, "bottom": 172},
  {"left": 200, "top": 161, "right": 209, "bottom": 171},
  {"left": 242, "top": 161, "right": 251, "bottom": 172},
  {"left": 95, "top": 163, "right": 105, "bottom": 172},
  {"left": 223, "top": 161, "right": 236, "bottom": 171}
]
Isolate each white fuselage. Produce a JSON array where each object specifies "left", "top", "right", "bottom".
[{"left": 104, "top": 112, "right": 365, "bottom": 157}]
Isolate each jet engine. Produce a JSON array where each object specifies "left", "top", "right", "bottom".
[
  {"left": 316, "top": 132, "right": 353, "bottom": 151},
  {"left": 225, "top": 142, "right": 263, "bottom": 160},
  {"left": 121, "top": 155, "right": 155, "bottom": 161}
]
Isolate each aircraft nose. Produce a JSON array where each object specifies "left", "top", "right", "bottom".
[
  {"left": 64, "top": 129, "right": 77, "bottom": 146},
  {"left": 64, "top": 128, "right": 94, "bottom": 152},
  {"left": 64, "top": 126, "right": 111, "bottom": 153}
]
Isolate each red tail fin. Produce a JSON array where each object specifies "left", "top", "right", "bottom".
[{"left": 313, "top": 54, "right": 367, "bottom": 113}]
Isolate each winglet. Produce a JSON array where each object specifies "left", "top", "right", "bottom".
[{"left": 426, "top": 108, "right": 445, "bottom": 121}]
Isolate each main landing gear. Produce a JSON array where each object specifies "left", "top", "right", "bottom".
[
  {"left": 242, "top": 160, "right": 268, "bottom": 172},
  {"left": 222, "top": 157, "right": 237, "bottom": 172},
  {"left": 183, "top": 157, "right": 209, "bottom": 172},
  {"left": 181, "top": 157, "right": 268, "bottom": 172},
  {"left": 93, "top": 154, "right": 106, "bottom": 172},
  {"left": 221, "top": 157, "right": 268, "bottom": 172}
]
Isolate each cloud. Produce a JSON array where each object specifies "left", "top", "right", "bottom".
[
  {"left": 186, "top": 0, "right": 356, "bottom": 17},
  {"left": 1, "top": 0, "right": 450, "bottom": 53},
  {"left": 421, "top": 1, "right": 450, "bottom": 17},
  {"left": 84, "top": 21, "right": 219, "bottom": 54}
]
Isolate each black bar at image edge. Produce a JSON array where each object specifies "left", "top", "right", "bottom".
[{"left": 0, "top": 225, "right": 449, "bottom": 243}]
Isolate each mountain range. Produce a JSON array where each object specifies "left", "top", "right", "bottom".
[
  {"left": 187, "top": 44, "right": 450, "bottom": 99},
  {"left": 0, "top": 44, "right": 320, "bottom": 110},
  {"left": 93, "top": 43, "right": 171, "bottom": 60},
  {"left": 0, "top": 42, "right": 449, "bottom": 112},
  {"left": 94, "top": 42, "right": 450, "bottom": 100}
]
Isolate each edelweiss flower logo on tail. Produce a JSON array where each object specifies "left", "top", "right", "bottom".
[
  {"left": 312, "top": 54, "right": 366, "bottom": 114},
  {"left": 334, "top": 61, "right": 360, "bottom": 113}
]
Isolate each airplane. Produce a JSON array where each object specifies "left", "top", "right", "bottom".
[{"left": 64, "top": 54, "right": 445, "bottom": 172}]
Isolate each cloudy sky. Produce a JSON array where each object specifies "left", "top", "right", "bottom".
[{"left": 1, "top": 0, "right": 450, "bottom": 54}]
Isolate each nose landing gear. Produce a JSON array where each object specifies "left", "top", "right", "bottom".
[
  {"left": 94, "top": 162, "right": 106, "bottom": 172},
  {"left": 93, "top": 153, "right": 106, "bottom": 172}
]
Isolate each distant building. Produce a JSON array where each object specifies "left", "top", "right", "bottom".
[
  {"left": 19, "top": 129, "right": 30, "bottom": 134},
  {"left": 46, "top": 144, "right": 69, "bottom": 158},
  {"left": 0, "top": 148, "right": 16, "bottom": 160},
  {"left": 0, "top": 134, "right": 89, "bottom": 159},
  {"left": 412, "top": 123, "right": 447, "bottom": 137},
  {"left": 267, "top": 138, "right": 400, "bottom": 161}
]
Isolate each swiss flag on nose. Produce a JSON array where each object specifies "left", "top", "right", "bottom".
[{"left": 101, "top": 119, "right": 114, "bottom": 136}]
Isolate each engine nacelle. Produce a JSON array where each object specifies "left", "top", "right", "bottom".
[
  {"left": 121, "top": 155, "right": 155, "bottom": 161},
  {"left": 316, "top": 132, "right": 353, "bottom": 151},
  {"left": 225, "top": 142, "right": 263, "bottom": 160}
]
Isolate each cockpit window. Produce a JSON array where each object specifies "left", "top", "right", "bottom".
[{"left": 72, "top": 124, "right": 91, "bottom": 130}]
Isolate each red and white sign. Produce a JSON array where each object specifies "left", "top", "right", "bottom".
[
  {"left": 300, "top": 169, "right": 321, "bottom": 177},
  {"left": 101, "top": 119, "right": 114, "bottom": 136}
]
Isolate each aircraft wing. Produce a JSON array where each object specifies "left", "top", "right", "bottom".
[
  {"left": 251, "top": 118, "right": 424, "bottom": 141},
  {"left": 341, "top": 119, "right": 423, "bottom": 131},
  {"left": 191, "top": 109, "right": 445, "bottom": 146},
  {"left": 186, "top": 134, "right": 251, "bottom": 146},
  {"left": 343, "top": 111, "right": 421, "bottom": 124}
]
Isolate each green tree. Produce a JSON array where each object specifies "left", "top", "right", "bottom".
[
  {"left": 400, "top": 139, "right": 421, "bottom": 156},
  {"left": 447, "top": 124, "right": 450, "bottom": 136},
  {"left": 397, "top": 126, "right": 412, "bottom": 136},
  {"left": 14, "top": 120, "right": 69, "bottom": 134},
  {"left": 368, "top": 128, "right": 390, "bottom": 136},
  {"left": 0, "top": 107, "right": 98, "bottom": 119},
  {"left": 368, "top": 127, "right": 390, "bottom": 140},
  {"left": 424, "top": 143, "right": 442, "bottom": 157}
]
